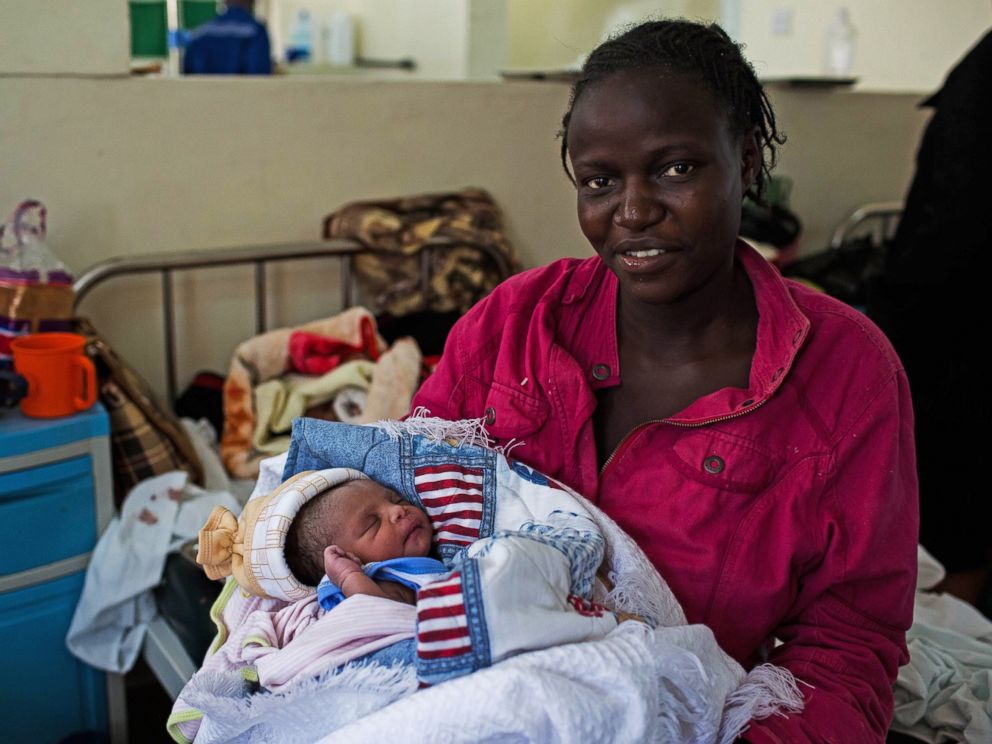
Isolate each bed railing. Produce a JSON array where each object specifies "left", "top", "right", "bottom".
[
  {"left": 828, "top": 201, "right": 903, "bottom": 250},
  {"left": 73, "top": 238, "right": 511, "bottom": 403}
]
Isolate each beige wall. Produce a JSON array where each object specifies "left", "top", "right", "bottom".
[
  {"left": 507, "top": 1, "right": 990, "bottom": 92},
  {"left": 0, "top": 0, "right": 129, "bottom": 75},
  {"left": 506, "top": 0, "right": 616, "bottom": 70},
  {"left": 1, "top": 73, "right": 927, "bottom": 396},
  {"left": 768, "top": 86, "right": 928, "bottom": 250},
  {"left": 505, "top": 1, "right": 719, "bottom": 71},
  {"left": 736, "top": 0, "right": 991, "bottom": 92},
  {"left": 0, "top": 0, "right": 932, "bottom": 396},
  {"left": 0, "top": 76, "right": 582, "bottom": 393},
  {"left": 269, "top": 0, "right": 471, "bottom": 79}
]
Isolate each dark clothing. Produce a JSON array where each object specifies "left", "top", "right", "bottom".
[
  {"left": 182, "top": 7, "right": 272, "bottom": 75},
  {"left": 869, "top": 30, "right": 992, "bottom": 571}
]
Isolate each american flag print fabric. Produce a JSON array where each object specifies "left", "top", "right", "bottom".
[
  {"left": 415, "top": 560, "right": 491, "bottom": 686},
  {"left": 414, "top": 463, "right": 486, "bottom": 550},
  {"left": 283, "top": 420, "right": 619, "bottom": 687},
  {"left": 416, "top": 572, "right": 472, "bottom": 660}
]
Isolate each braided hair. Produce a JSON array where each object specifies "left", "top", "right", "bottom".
[{"left": 559, "top": 19, "right": 785, "bottom": 202}]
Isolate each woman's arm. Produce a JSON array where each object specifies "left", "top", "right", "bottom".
[{"left": 743, "top": 369, "right": 918, "bottom": 743}]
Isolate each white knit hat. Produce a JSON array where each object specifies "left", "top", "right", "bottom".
[{"left": 198, "top": 468, "right": 369, "bottom": 601}]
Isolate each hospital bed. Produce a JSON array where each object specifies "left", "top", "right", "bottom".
[
  {"left": 71, "top": 237, "right": 513, "bottom": 734},
  {"left": 72, "top": 217, "right": 983, "bottom": 743}
]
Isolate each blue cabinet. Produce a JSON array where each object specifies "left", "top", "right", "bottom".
[
  {"left": 1, "top": 573, "right": 108, "bottom": 741},
  {"left": 0, "top": 405, "right": 118, "bottom": 744}
]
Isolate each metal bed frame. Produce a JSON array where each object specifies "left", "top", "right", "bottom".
[
  {"left": 73, "top": 237, "right": 512, "bottom": 403},
  {"left": 828, "top": 201, "right": 903, "bottom": 250},
  {"left": 70, "top": 237, "right": 512, "bottom": 735}
]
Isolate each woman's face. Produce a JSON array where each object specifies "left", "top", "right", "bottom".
[{"left": 566, "top": 69, "right": 758, "bottom": 308}]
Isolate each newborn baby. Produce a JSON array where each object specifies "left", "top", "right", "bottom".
[
  {"left": 197, "top": 468, "right": 443, "bottom": 606},
  {"left": 285, "top": 477, "right": 434, "bottom": 605}
]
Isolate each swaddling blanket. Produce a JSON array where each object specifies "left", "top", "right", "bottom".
[
  {"left": 169, "top": 420, "right": 802, "bottom": 743},
  {"left": 286, "top": 417, "right": 627, "bottom": 686}
]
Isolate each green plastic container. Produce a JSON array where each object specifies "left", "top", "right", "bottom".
[
  {"left": 129, "top": 1, "right": 219, "bottom": 58},
  {"left": 130, "top": 0, "right": 167, "bottom": 58}
]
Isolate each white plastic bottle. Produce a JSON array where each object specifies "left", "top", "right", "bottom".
[
  {"left": 287, "top": 9, "right": 314, "bottom": 64},
  {"left": 325, "top": 12, "right": 355, "bottom": 67},
  {"left": 824, "top": 7, "right": 856, "bottom": 77}
]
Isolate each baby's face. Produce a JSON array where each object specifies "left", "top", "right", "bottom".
[{"left": 330, "top": 480, "right": 433, "bottom": 562}]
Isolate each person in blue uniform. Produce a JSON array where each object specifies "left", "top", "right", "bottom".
[{"left": 182, "top": 0, "right": 272, "bottom": 75}]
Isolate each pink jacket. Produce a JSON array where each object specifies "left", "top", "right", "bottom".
[{"left": 411, "top": 241, "right": 919, "bottom": 743}]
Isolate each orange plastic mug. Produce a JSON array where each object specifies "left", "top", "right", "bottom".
[{"left": 10, "top": 333, "right": 97, "bottom": 418}]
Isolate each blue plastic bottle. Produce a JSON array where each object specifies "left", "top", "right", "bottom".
[{"left": 286, "top": 9, "right": 313, "bottom": 63}]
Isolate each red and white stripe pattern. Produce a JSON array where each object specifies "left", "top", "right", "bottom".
[
  {"left": 414, "top": 463, "right": 485, "bottom": 549},
  {"left": 417, "top": 572, "right": 471, "bottom": 660}
]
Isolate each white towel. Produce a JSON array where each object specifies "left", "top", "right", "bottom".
[{"left": 66, "top": 472, "right": 239, "bottom": 673}]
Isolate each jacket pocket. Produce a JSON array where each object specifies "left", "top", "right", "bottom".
[
  {"left": 467, "top": 377, "right": 549, "bottom": 439},
  {"left": 668, "top": 429, "right": 783, "bottom": 494}
]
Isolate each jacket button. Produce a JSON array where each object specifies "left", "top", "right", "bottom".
[
  {"left": 703, "top": 455, "right": 725, "bottom": 475},
  {"left": 484, "top": 406, "right": 496, "bottom": 425},
  {"left": 592, "top": 364, "right": 611, "bottom": 381}
]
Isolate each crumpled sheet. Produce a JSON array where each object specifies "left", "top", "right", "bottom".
[
  {"left": 891, "top": 546, "right": 992, "bottom": 743},
  {"left": 66, "top": 471, "right": 239, "bottom": 674}
]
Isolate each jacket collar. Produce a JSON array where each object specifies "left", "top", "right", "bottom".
[{"left": 559, "top": 240, "right": 810, "bottom": 424}]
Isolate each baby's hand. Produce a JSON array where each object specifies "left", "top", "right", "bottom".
[{"left": 323, "top": 545, "right": 364, "bottom": 586}]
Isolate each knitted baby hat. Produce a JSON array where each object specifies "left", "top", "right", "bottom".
[{"left": 197, "top": 467, "right": 369, "bottom": 601}]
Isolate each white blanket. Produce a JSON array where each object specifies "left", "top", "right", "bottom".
[
  {"left": 66, "top": 420, "right": 242, "bottom": 674},
  {"left": 66, "top": 471, "right": 240, "bottom": 673},
  {"left": 172, "top": 436, "right": 803, "bottom": 744},
  {"left": 314, "top": 488, "right": 804, "bottom": 744},
  {"left": 891, "top": 546, "right": 992, "bottom": 743},
  {"left": 322, "top": 622, "right": 766, "bottom": 744}
]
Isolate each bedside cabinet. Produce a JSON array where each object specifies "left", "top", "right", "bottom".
[{"left": 0, "top": 404, "right": 125, "bottom": 744}]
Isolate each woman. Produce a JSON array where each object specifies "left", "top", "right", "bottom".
[{"left": 412, "top": 20, "right": 918, "bottom": 743}]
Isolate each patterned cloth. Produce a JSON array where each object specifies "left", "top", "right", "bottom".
[
  {"left": 104, "top": 380, "right": 197, "bottom": 494},
  {"left": 323, "top": 189, "right": 519, "bottom": 317},
  {"left": 283, "top": 418, "right": 619, "bottom": 686},
  {"left": 251, "top": 361, "right": 375, "bottom": 456},
  {"left": 77, "top": 317, "right": 204, "bottom": 506},
  {"left": 490, "top": 518, "right": 605, "bottom": 598}
]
